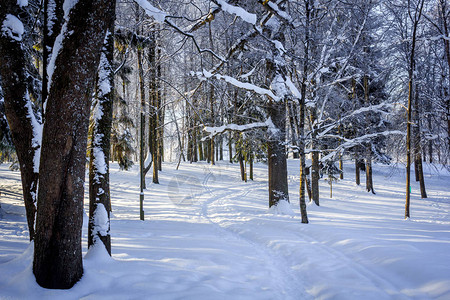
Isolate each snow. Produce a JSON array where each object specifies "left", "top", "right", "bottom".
[
  {"left": 92, "top": 203, "right": 109, "bottom": 238},
  {"left": 1, "top": 14, "right": 24, "bottom": 42},
  {"left": 24, "top": 96, "right": 42, "bottom": 174},
  {"left": 195, "top": 70, "right": 279, "bottom": 100},
  {"left": 270, "top": 74, "right": 288, "bottom": 100},
  {"left": 215, "top": 0, "right": 257, "bottom": 25},
  {"left": 97, "top": 30, "right": 112, "bottom": 97},
  {"left": 0, "top": 160, "right": 449, "bottom": 299},
  {"left": 203, "top": 118, "right": 276, "bottom": 139},
  {"left": 17, "top": 0, "right": 28, "bottom": 8},
  {"left": 134, "top": 0, "right": 167, "bottom": 23}
]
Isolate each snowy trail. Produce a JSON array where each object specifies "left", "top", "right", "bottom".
[
  {"left": 0, "top": 161, "right": 449, "bottom": 299},
  {"left": 200, "top": 170, "right": 311, "bottom": 300},
  {"left": 198, "top": 162, "right": 450, "bottom": 299}
]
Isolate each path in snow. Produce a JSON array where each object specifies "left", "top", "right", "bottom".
[
  {"left": 0, "top": 161, "right": 449, "bottom": 299},
  {"left": 199, "top": 164, "right": 407, "bottom": 299}
]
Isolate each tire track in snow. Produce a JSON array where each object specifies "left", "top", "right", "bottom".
[{"left": 200, "top": 173, "right": 312, "bottom": 300}]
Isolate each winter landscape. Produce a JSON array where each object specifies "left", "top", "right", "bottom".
[
  {"left": 1, "top": 160, "right": 449, "bottom": 299},
  {"left": 1, "top": 0, "right": 450, "bottom": 299}
]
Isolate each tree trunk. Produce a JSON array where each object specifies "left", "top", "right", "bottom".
[
  {"left": 310, "top": 108, "right": 320, "bottom": 206},
  {"left": 33, "top": 0, "right": 113, "bottom": 289},
  {"left": 0, "top": 0, "right": 40, "bottom": 241},
  {"left": 413, "top": 84, "right": 427, "bottom": 198},
  {"left": 136, "top": 4, "right": 146, "bottom": 217},
  {"left": 311, "top": 149, "right": 320, "bottom": 206},
  {"left": 239, "top": 152, "right": 246, "bottom": 181},
  {"left": 249, "top": 153, "right": 253, "bottom": 181},
  {"left": 365, "top": 153, "right": 375, "bottom": 194},
  {"left": 88, "top": 8, "right": 115, "bottom": 255},
  {"left": 228, "top": 132, "right": 233, "bottom": 163},
  {"left": 267, "top": 98, "right": 289, "bottom": 207},
  {"left": 298, "top": 0, "right": 312, "bottom": 223},
  {"left": 355, "top": 157, "right": 361, "bottom": 186}
]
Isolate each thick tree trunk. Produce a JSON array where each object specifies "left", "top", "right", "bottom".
[
  {"left": 88, "top": 9, "right": 115, "bottom": 255},
  {"left": 0, "top": 1, "right": 40, "bottom": 240},
  {"left": 268, "top": 99, "right": 289, "bottom": 207},
  {"left": 33, "top": 0, "right": 113, "bottom": 289}
]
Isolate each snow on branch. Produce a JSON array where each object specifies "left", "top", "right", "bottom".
[
  {"left": 203, "top": 118, "right": 276, "bottom": 140},
  {"left": 320, "top": 130, "right": 405, "bottom": 162},
  {"left": 194, "top": 70, "right": 279, "bottom": 100},
  {"left": 318, "top": 103, "right": 395, "bottom": 138},
  {"left": 1, "top": 14, "right": 24, "bottom": 41},
  {"left": 134, "top": 0, "right": 167, "bottom": 23},
  {"left": 212, "top": 0, "right": 257, "bottom": 25},
  {"left": 134, "top": 0, "right": 225, "bottom": 62},
  {"left": 257, "top": 0, "right": 293, "bottom": 25}
]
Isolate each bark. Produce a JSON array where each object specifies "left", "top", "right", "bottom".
[
  {"left": 365, "top": 153, "right": 375, "bottom": 194},
  {"left": 310, "top": 109, "right": 320, "bottom": 206},
  {"left": 0, "top": 0, "right": 39, "bottom": 240},
  {"left": 228, "top": 132, "right": 233, "bottom": 163},
  {"left": 33, "top": 0, "right": 114, "bottom": 289},
  {"left": 249, "top": 153, "right": 254, "bottom": 181},
  {"left": 268, "top": 98, "right": 289, "bottom": 207},
  {"left": 88, "top": 6, "right": 116, "bottom": 255},
  {"left": 148, "top": 31, "right": 159, "bottom": 184},
  {"left": 239, "top": 152, "right": 246, "bottom": 181},
  {"left": 355, "top": 157, "right": 361, "bottom": 186}
]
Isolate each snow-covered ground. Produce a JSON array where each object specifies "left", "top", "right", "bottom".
[{"left": 0, "top": 160, "right": 449, "bottom": 299}]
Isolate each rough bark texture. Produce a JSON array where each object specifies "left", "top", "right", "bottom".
[
  {"left": 0, "top": 0, "right": 39, "bottom": 241},
  {"left": 33, "top": 0, "right": 114, "bottom": 289},
  {"left": 268, "top": 99, "right": 289, "bottom": 207},
  {"left": 88, "top": 6, "right": 116, "bottom": 255}
]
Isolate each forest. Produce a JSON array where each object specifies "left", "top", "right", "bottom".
[{"left": 0, "top": 0, "right": 449, "bottom": 298}]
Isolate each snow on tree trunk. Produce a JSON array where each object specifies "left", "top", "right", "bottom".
[
  {"left": 42, "top": 0, "right": 64, "bottom": 114},
  {"left": 88, "top": 8, "right": 115, "bottom": 255},
  {"left": 267, "top": 97, "right": 289, "bottom": 207},
  {"left": 33, "top": 0, "right": 114, "bottom": 289},
  {"left": 0, "top": 0, "right": 41, "bottom": 241}
]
